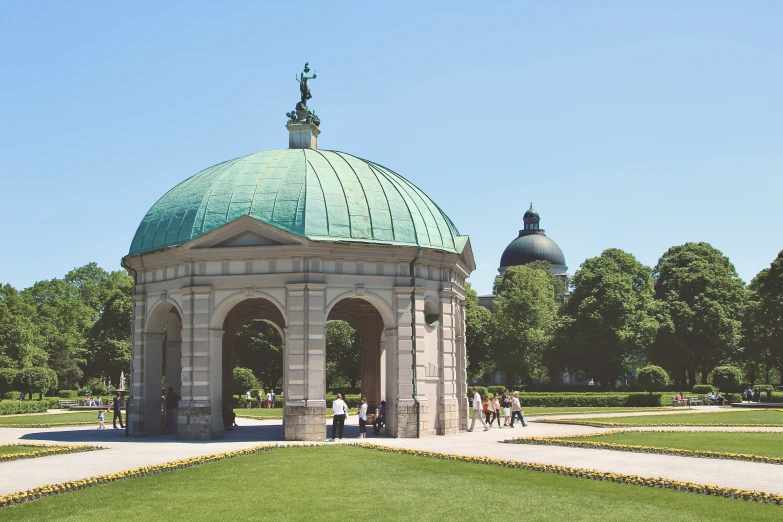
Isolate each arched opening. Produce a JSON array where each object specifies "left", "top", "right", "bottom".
[
  {"left": 140, "top": 303, "right": 182, "bottom": 436},
  {"left": 221, "top": 298, "right": 286, "bottom": 429},
  {"left": 326, "top": 298, "right": 385, "bottom": 414}
]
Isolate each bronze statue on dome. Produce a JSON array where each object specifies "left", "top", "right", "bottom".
[{"left": 296, "top": 62, "right": 317, "bottom": 110}]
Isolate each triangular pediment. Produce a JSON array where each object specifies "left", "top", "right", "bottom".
[
  {"left": 186, "top": 216, "right": 307, "bottom": 250},
  {"left": 213, "top": 231, "right": 282, "bottom": 247}
]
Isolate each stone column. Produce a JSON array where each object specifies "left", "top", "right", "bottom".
[
  {"left": 284, "top": 283, "right": 327, "bottom": 441},
  {"left": 359, "top": 304, "right": 383, "bottom": 410},
  {"left": 437, "top": 290, "right": 459, "bottom": 435},
  {"left": 179, "top": 286, "right": 221, "bottom": 440},
  {"left": 128, "top": 294, "right": 146, "bottom": 437},
  {"left": 391, "top": 286, "right": 428, "bottom": 438},
  {"left": 142, "top": 332, "right": 164, "bottom": 436},
  {"left": 455, "top": 298, "right": 469, "bottom": 431}
]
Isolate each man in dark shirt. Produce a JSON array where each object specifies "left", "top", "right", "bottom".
[
  {"left": 166, "top": 387, "right": 181, "bottom": 434},
  {"left": 111, "top": 391, "right": 124, "bottom": 429},
  {"left": 501, "top": 390, "right": 512, "bottom": 427}
]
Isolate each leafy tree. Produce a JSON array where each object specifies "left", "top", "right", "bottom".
[
  {"left": 636, "top": 365, "right": 669, "bottom": 394},
  {"left": 710, "top": 365, "right": 743, "bottom": 391},
  {"left": 491, "top": 265, "right": 559, "bottom": 384},
  {"left": 0, "top": 368, "right": 18, "bottom": 395},
  {"left": 234, "top": 322, "right": 283, "bottom": 389},
  {"left": 0, "top": 284, "right": 47, "bottom": 369},
  {"left": 751, "top": 250, "right": 783, "bottom": 384},
  {"left": 652, "top": 242, "right": 745, "bottom": 385},
  {"left": 232, "top": 366, "right": 258, "bottom": 398},
  {"left": 526, "top": 260, "right": 567, "bottom": 303},
  {"left": 326, "top": 320, "right": 360, "bottom": 388},
  {"left": 553, "top": 248, "right": 659, "bottom": 386},
  {"left": 464, "top": 282, "right": 494, "bottom": 380},
  {"left": 84, "top": 271, "right": 133, "bottom": 386},
  {"left": 13, "top": 367, "right": 58, "bottom": 400}
]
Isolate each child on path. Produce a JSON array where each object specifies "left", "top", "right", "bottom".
[{"left": 97, "top": 409, "right": 106, "bottom": 429}]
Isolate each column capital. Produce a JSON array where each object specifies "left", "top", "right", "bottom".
[
  {"left": 182, "top": 285, "right": 212, "bottom": 296},
  {"left": 209, "top": 329, "right": 225, "bottom": 338}
]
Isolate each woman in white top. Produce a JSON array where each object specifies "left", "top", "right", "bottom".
[
  {"left": 331, "top": 393, "right": 348, "bottom": 440},
  {"left": 358, "top": 397, "right": 368, "bottom": 439}
]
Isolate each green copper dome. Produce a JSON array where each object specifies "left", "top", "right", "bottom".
[{"left": 128, "top": 149, "right": 464, "bottom": 257}]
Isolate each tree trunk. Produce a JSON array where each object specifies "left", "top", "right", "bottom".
[
  {"left": 687, "top": 369, "right": 696, "bottom": 387},
  {"left": 700, "top": 369, "right": 709, "bottom": 385}
]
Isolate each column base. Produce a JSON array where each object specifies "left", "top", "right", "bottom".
[
  {"left": 284, "top": 403, "right": 326, "bottom": 441},
  {"left": 437, "top": 398, "right": 459, "bottom": 435},
  {"left": 178, "top": 401, "right": 224, "bottom": 440},
  {"left": 127, "top": 398, "right": 143, "bottom": 437},
  {"left": 459, "top": 396, "right": 469, "bottom": 431},
  {"left": 394, "top": 399, "right": 430, "bottom": 437}
]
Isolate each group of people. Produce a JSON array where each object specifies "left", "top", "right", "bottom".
[
  {"left": 744, "top": 386, "right": 773, "bottom": 403},
  {"left": 329, "top": 394, "right": 386, "bottom": 440},
  {"left": 468, "top": 388, "right": 527, "bottom": 432},
  {"left": 96, "top": 391, "right": 125, "bottom": 430},
  {"left": 83, "top": 395, "right": 103, "bottom": 406},
  {"left": 246, "top": 389, "right": 276, "bottom": 409}
]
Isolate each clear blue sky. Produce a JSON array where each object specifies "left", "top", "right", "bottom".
[{"left": 1, "top": 2, "right": 781, "bottom": 294}]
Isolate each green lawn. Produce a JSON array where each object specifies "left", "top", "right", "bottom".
[
  {"left": 579, "top": 431, "right": 783, "bottom": 459},
  {"left": 0, "top": 446, "right": 780, "bottom": 521},
  {"left": 236, "top": 408, "right": 358, "bottom": 418},
  {"left": 524, "top": 407, "right": 674, "bottom": 416},
  {"left": 564, "top": 410, "right": 783, "bottom": 426},
  {"left": 0, "top": 412, "right": 122, "bottom": 426},
  {"left": 0, "top": 445, "right": 44, "bottom": 456}
]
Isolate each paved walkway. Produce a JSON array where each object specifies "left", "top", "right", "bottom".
[{"left": 1, "top": 408, "right": 782, "bottom": 497}]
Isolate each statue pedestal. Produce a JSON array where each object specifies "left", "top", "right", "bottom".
[{"left": 287, "top": 122, "right": 320, "bottom": 149}]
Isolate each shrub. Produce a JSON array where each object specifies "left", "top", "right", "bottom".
[
  {"left": 0, "top": 398, "right": 59, "bottom": 415},
  {"left": 711, "top": 366, "right": 743, "bottom": 391},
  {"left": 487, "top": 386, "right": 506, "bottom": 396},
  {"left": 636, "top": 366, "right": 669, "bottom": 394},
  {"left": 467, "top": 387, "right": 489, "bottom": 399},
  {"left": 0, "top": 369, "right": 18, "bottom": 395},
  {"left": 692, "top": 385, "right": 714, "bottom": 395},
  {"left": 511, "top": 392, "right": 666, "bottom": 407},
  {"left": 58, "top": 390, "right": 79, "bottom": 399},
  {"left": 232, "top": 367, "right": 258, "bottom": 397},
  {"left": 12, "top": 368, "right": 58, "bottom": 400}
]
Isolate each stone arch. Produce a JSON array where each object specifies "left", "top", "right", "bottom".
[
  {"left": 325, "top": 290, "right": 394, "bottom": 328},
  {"left": 219, "top": 297, "right": 287, "bottom": 422},
  {"left": 137, "top": 300, "right": 183, "bottom": 437},
  {"left": 211, "top": 290, "right": 286, "bottom": 330},
  {"left": 326, "top": 296, "right": 387, "bottom": 411}
]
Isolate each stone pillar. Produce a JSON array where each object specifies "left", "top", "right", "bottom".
[
  {"left": 391, "top": 286, "right": 428, "bottom": 438},
  {"left": 142, "top": 332, "right": 164, "bottom": 436},
  {"left": 284, "top": 283, "right": 327, "bottom": 441},
  {"left": 128, "top": 294, "right": 146, "bottom": 437},
  {"left": 437, "top": 290, "right": 459, "bottom": 435},
  {"left": 179, "top": 286, "right": 222, "bottom": 440},
  {"left": 359, "top": 304, "right": 383, "bottom": 410},
  {"left": 165, "top": 339, "right": 182, "bottom": 394},
  {"left": 455, "top": 299, "right": 469, "bottom": 431}
]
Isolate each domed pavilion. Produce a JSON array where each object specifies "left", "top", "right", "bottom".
[{"left": 122, "top": 65, "right": 475, "bottom": 441}]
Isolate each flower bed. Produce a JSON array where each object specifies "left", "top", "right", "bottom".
[
  {"left": 0, "top": 422, "right": 96, "bottom": 428},
  {"left": 0, "top": 443, "right": 103, "bottom": 463},
  {"left": 505, "top": 430, "right": 783, "bottom": 464},
  {"left": 356, "top": 443, "right": 783, "bottom": 505}
]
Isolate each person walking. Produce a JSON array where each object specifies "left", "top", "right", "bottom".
[
  {"left": 358, "top": 397, "right": 368, "bottom": 439},
  {"left": 97, "top": 409, "right": 106, "bottom": 429},
  {"left": 510, "top": 391, "right": 527, "bottom": 427},
  {"left": 501, "top": 390, "right": 512, "bottom": 427},
  {"left": 492, "top": 393, "right": 502, "bottom": 427},
  {"left": 266, "top": 390, "right": 273, "bottom": 409},
  {"left": 483, "top": 395, "right": 493, "bottom": 426},
  {"left": 166, "top": 387, "right": 180, "bottom": 434},
  {"left": 271, "top": 389, "right": 276, "bottom": 409},
  {"left": 257, "top": 389, "right": 264, "bottom": 409},
  {"left": 373, "top": 400, "right": 386, "bottom": 434},
  {"left": 467, "top": 388, "right": 490, "bottom": 432},
  {"left": 331, "top": 393, "right": 348, "bottom": 440},
  {"left": 245, "top": 389, "right": 252, "bottom": 409},
  {"left": 111, "top": 392, "right": 124, "bottom": 429}
]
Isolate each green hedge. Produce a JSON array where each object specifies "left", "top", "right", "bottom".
[
  {"left": 58, "top": 390, "right": 79, "bottom": 399},
  {"left": 692, "top": 385, "right": 714, "bottom": 394},
  {"left": 0, "top": 400, "right": 50, "bottom": 415}
]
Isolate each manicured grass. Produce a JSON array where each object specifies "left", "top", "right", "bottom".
[
  {"left": 558, "top": 410, "right": 783, "bottom": 426},
  {"left": 0, "top": 412, "right": 122, "bottom": 426},
  {"left": 524, "top": 407, "right": 675, "bottom": 416},
  {"left": 235, "top": 408, "right": 359, "bottom": 419},
  {"left": 0, "top": 445, "right": 43, "bottom": 456},
  {"left": 0, "top": 446, "right": 780, "bottom": 521},
  {"left": 583, "top": 431, "right": 783, "bottom": 459}
]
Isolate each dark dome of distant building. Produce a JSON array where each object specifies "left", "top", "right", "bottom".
[{"left": 498, "top": 205, "right": 567, "bottom": 275}]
